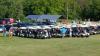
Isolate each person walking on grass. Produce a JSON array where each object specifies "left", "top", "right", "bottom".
[{"left": 9, "top": 25, "right": 14, "bottom": 39}]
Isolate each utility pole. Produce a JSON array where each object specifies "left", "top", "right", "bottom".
[
  {"left": 74, "top": 0, "right": 76, "bottom": 20},
  {"left": 64, "top": 0, "right": 69, "bottom": 20},
  {"left": 92, "top": 0, "right": 95, "bottom": 21},
  {"left": 67, "top": 2, "right": 69, "bottom": 20}
]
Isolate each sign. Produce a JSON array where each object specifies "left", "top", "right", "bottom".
[{"left": 10, "top": 18, "right": 14, "bottom": 23}]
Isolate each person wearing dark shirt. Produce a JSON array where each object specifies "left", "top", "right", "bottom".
[{"left": 3, "top": 25, "right": 7, "bottom": 37}]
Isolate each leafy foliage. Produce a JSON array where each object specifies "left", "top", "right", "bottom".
[{"left": 0, "top": 0, "right": 99, "bottom": 21}]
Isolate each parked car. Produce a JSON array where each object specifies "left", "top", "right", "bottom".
[{"left": 0, "top": 25, "right": 4, "bottom": 32}]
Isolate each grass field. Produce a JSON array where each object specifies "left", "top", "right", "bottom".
[{"left": 0, "top": 35, "right": 100, "bottom": 56}]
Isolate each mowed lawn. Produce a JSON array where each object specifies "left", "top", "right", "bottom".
[{"left": 0, "top": 35, "right": 100, "bottom": 56}]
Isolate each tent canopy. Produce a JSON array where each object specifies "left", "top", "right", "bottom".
[{"left": 26, "top": 15, "right": 62, "bottom": 22}]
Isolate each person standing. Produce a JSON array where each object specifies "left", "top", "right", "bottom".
[
  {"left": 44, "top": 29, "right": 49, "bottom": 38},
  {"left": 9, "top": 25, "right": 14, "bottom": 39},
  {"left": 60, "top": 27, "right": 67, "bottom": 38},
  {"left": 71, "top": 21, "right": 77, "bottom": 37},
  {"left": 69, "top": 27, "right": 72, "bottom": 37},
  {"left": 3, "top": 25, "right": 7, "bottom": 37}
]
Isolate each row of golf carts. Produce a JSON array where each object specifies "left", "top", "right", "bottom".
[{"left": 12, "top": 22, "right": 100, "bottom": 39}]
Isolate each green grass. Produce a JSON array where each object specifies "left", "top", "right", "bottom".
[{"left": 0, "top": 35, "right": 100, "bottom": 56}]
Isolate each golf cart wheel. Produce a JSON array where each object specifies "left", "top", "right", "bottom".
[{"left": 86, "top": 35, "right": 89, "bottom": 38}]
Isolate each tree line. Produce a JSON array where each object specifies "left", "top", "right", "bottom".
[{"left": 0, "top": 0, "right": 100, "bottom": 21}]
